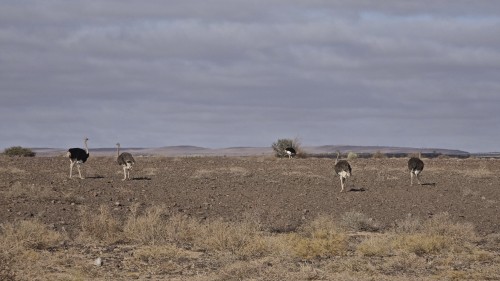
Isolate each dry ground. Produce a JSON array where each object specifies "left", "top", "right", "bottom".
[{"left": 0, "top": 155, "right": 499, "bottom": 280}]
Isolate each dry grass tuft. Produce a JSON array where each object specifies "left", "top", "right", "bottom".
[
  {"left": 125, "top": 207, "right": 269, "bottom": 258},
  {"left": 124, "top": 244, "right": 203, "bottom": 276},
  {"left": 394, "top": 234, "right": 449, "bottom": 256},
  {"left": 79, "top": 205, "right": 123, "bottom": 244},
  {"left": 358, "top": 213, "right": 479, "bottom": 258},
  {"left": 284, "top": 216, "right": 349, "bottom": 259},
  {"left": 356, "top": 235, "right": 394, "bottom": 257},
  {"left": 0, "top": 220, "right": 64, "bottom": 253},
  {"left": 124, "top": 205, "right": 170, "bottom": 245},
  {"left": 194, "top": 218, "right": 267, "bottom": 258},
  {"left": 341, "top": 211, "right": 381, "bottom": 232},
  {"left": 163, "top": 213, "right": 204, "bottom": 245}
]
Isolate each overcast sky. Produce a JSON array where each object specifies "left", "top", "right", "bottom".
[{"left": 1, "top": 1, "right": 499, "bottom": 152}]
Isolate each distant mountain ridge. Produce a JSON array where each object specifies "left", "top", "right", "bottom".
[
  {"left": 305, "top": 145, "right": 469, "bottom": 156},
  {"left": 31, "top": 145, "right": 470, "bottom": 157}
]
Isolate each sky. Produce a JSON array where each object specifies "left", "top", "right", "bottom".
[{"left": 1, "top": 1, "right": 499, "bottom": 153}]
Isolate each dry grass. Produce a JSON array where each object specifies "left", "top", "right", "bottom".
[
  {"left": 341, "top": 211, "right": 382, "bottom": 232},
  {"left": 2, "top": 181, "right": 59, "bottom": 200},
  {"left": 460, "top": 168, "right": 494, "bottom": 178},
  {"left": 79, "top": 205, "right": 123, "bottom": 244},
  {"left": 124, "top": 205, "right": 171, "bottom": 245},
  {"left": 1, "top": 211, "right": 499, "bottom": 280},
  {"left": 0, "top": 220, "right": 65, "bottom": 253},
  {"left": 0, "top": 167, "right": 28, "bottom": 174},
  {"left": 0, "top": 220, "right": 68, "bottom": 281}
]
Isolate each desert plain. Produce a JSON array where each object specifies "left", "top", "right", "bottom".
[{"left": 0, "top": 153, "right": 499, "bottom": 280}]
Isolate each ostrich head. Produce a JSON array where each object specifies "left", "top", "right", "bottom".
[
  {"left": 84, "top": 137, "right": 89, "bottom": 154},
  {"left": 116, "top": 143, "right": 121, "bottom": 157}
]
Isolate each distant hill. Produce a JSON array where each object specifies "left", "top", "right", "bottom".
[
  {"left": 304, "top": 145, "right": 470, "bottom": 157},
  {"left": 31, "top": 145, "right": 471, "bottom": 157}
]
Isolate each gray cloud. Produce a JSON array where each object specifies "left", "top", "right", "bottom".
[{"left": 1, "top": 1, "right": 500, "bottom": 152}]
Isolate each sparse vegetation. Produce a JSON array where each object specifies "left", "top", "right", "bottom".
[
  {"left": 0, "top": 220, "right": 64, "bottom": 253},
  {"left": 3, "top": 146, "right": 35, "bottom": 157},
  {"left": 1, "top": 156, "right": 499, "bottom": 280},
  {"left": 1, "top": 212, "right": 498, "bottom": 280}
]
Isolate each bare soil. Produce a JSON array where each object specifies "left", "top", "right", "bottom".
[{"left": 1, "top": 155, "right": 499, "bottom": 236}]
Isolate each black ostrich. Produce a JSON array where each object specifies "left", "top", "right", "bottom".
[
  {"left": 334, "top": 151, "right": 352, "bottom": 192},
  {"left": 116, "top": 143, "right": 135, "bottom": 181},
  {"left": 67, "top": 137, "right": 89, "bottom": 179},
  {"left": 408, "top": 157, "right": 424, "bottom": 186},
  {"left": 285, "top": 147, "right": 296, "bottom": 158}
]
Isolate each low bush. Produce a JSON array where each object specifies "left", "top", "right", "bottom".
[
  {"left": 271, "top": 138, "right": 303, "bottom": 158},
  {"left": 3, "top": 146, "right": 35, "bottom": 157},
  {"left": 347, "top": 152, "right": 358, "bottom": 160}
]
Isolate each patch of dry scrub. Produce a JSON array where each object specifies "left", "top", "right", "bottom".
[
  {"left": 79, "top": 205, "right": 123, "bottom": 244},
  {"left": 1, "top": 211, "right": 499, "bottom": 280}
]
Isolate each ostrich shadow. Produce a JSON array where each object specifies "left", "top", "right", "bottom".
[
  {"left": 348, "top": 187, "right": 366, "bottom": 192},
  {"left": 86, "top": 175, "right": 105, "bottom": 179},
  {"left": 132, "top": 177, "right": 152, "bottom": 181}
]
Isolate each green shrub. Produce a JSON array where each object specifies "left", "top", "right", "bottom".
[
  {"left": 3, "top": 146, "right": 35, "bottom": 157},
  {"left": 347, "top": 152, "right": 358, "bottom": 160},
  {"left": 271, "top": 138, "right": 302, "bottom": 158}
]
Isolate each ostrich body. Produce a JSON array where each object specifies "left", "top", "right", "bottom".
[
  {"left": 117, "top": 143, "right": 135, "bottom": 180},
  {"left": 334, "top": 151, "right": 351, "bottom": 192},
  {"left": 408, "top": 157, "right": 424, "bottom": 185},
  {"left": 67, "top": 137, "right": 89, "bottom": 179},
  {"left": 285, "top": 147, "right": 296, "bottom": 158}
]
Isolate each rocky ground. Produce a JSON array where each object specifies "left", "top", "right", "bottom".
[
  {"left": 1, "top": 155, "right": 500, "bottom": 280},
  {"left": 1, "top": 155, "right": 499, "bottom": 236}
]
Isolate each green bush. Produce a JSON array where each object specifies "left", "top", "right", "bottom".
[
  {"left": 271, "top": 138, "right": 302, "bottom": 158},
  {"left": 3, "top": 146, "right": 36, "bottom": 157},
  {"left": 347, "top": 152, "right": 358, "bottom": 160}
]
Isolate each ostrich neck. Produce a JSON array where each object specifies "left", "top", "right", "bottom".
[
  {"left": 84, "top": 141, "right": 89, "bottom": 154},
  {"left": 117, "top": 145, "right": 120, "bottom": 158}
]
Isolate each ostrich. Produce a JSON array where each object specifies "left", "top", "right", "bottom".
[
  {"left": 408, "top": 156, "right": 424, "bottom": 186},
  {"left": 285, "top": 147, "right": 296, "bottom": 158},
  {"left": 334, "top": 151, "right": 352, "bottom": 192},
  {"left": 67, "top": 137, "right": 89, "bottom": 179},
  {"left": 116, "top": 143, "right": 135, "bottom": 181}
]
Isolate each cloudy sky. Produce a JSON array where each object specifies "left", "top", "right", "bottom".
[{"left": 1, "top": 1, "right": 499, "bottom": 152}]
